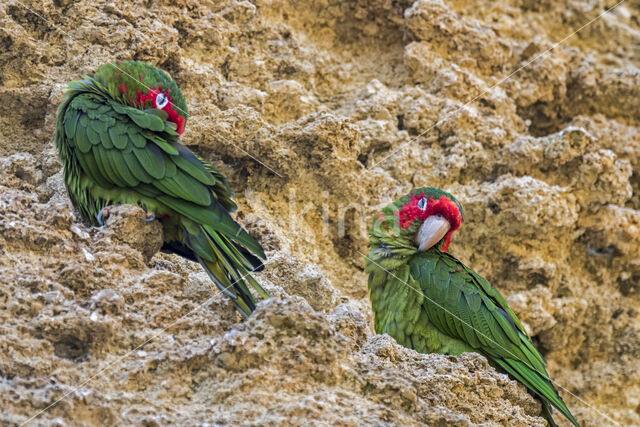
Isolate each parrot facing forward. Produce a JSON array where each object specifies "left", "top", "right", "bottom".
[
  {"left": 366, "top": 187, "right": 578, "bottom": 426},
  {"left": 55, "top": 61, "right": 268, "bottom": 317}
]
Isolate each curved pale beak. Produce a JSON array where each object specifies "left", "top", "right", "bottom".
[{"left": 416, "top": 215, "right": 451, "bottom": 251}]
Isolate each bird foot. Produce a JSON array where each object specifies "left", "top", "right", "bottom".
[
  {"left": 144, "top": 212, "right": 156, "bottom": 222},
  {"left": 97, "top": 206, "right": 114, "bottom": 226}
]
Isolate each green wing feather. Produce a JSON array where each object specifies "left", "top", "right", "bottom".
[
  {"left": 409, "top": 250, "right": 579, "bottom": 427},
  {"left": 57, "top": 82, "right": 267, "bottom": 318}
]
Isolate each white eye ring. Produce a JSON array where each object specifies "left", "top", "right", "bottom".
[
  {"left": 417, "top": 197, "right": 427, "bottom": 210},
  {"left": 155, "top": 92, "right": 169, "bottom": 109}
]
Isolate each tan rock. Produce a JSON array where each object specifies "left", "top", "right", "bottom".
[{"left": 1, "top": 0, "right": 639, "bottom": 425}]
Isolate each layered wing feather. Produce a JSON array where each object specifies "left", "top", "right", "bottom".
[
  {"left": 63, "top": 92, "right": 262, "bottom": 255},
  {"left": 409, "top": 251, "right": 578, "bottom": 427}
]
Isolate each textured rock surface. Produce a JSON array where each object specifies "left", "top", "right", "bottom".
[{"left": 1, "top": 0, "right": 639, "bottom": 425}]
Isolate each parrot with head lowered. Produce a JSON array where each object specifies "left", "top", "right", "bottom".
[
  {"left": 365, "top": 187, "right": 579, "bottom": 426},
  {"left": 54, "top": 60, "right": 268, "bottom": 318}
]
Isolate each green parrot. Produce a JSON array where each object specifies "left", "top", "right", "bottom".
[
  {"left": 54, "top": 60, "right": 268, "bottom": 317},
  {"left": 365, "top": 187, "right": 578, "bottom": 426}
]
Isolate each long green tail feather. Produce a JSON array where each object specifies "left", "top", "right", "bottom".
[
  {"left": 193, "top": 225, "right": 266, "bottom": 319},
  {"left": 494, "top": 358, "right": 579, "bottom": 427},
  {"left": 198, "top": 256, "right": 254, "bottom": 318}
]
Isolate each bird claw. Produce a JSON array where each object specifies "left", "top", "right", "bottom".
[
  {"left": 96, "top": 206, "right": 113, "bottom": 226},
  {"left": 144, "top": 212, "right": 156, "bottom": 222}
]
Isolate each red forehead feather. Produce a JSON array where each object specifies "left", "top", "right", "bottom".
[
  {"left": 427, "top": 196, "right": 462, "bottom": 231},
  {"left": 396, "top": 193, "right": 461, "bottom": 229},
  {"left": 396, "top": 193, "right": 429, "bottom": 229},
  {"left": 395, "top": 192, "right": 462, "bottom": 252},
  {"left": 134, "top": 87, "right": 185, "bottom": 135}
]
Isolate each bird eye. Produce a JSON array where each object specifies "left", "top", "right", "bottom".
[
  {"left": 155, "top": 92, "right": 169, "bottom": 109},
  {"left": 417, "top": 197, "right": 427, "bottom": 210}
]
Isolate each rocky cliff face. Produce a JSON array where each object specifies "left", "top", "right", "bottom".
[{"left": 1, "top": 0, "right": 639, "bottom": 425}]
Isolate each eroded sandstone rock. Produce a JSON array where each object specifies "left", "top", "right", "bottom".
[{"left": 1, "top": 0, "right": 639, "bottom": 425}]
